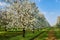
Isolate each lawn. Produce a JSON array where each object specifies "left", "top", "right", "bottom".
[
  {"left": 33, "top": 28, "right": 50, "bottom": 40},
  {"left": 53, "top": 27, "right": 60, "bottom": 40},
  {"left": 0, "top": 27, "right": 51, "bottom": 40}
]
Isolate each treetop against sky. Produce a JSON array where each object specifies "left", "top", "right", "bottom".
[{"left": 0, "top": 0, "right": 60, "bottom": 26}]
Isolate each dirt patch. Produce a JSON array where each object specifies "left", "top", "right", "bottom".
[{"left": 46, "top": 29, "right": 57, "bottom": 40}]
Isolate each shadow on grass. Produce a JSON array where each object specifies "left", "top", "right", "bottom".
[{"left": 0, "top": 31, "right": 22, "bottom": 40}]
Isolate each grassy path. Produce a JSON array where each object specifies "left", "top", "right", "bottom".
[
  {"left": 46, "top": 29, "right": 57, "bottom": 40},
  {"left": 33, "top": 28, "right": 58, "bottom": 40}
]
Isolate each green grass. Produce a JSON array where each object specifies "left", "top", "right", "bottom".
[
  {"left": 33, "top": 28, "right": 50, "bottom": 40},
  {"left": 9, "top": 30, "right": 42, "bottom": 40},
  {"left": 53, "top": 27, "right": 60, "bottom": 39},
  {"left": 49, "top": 27, "right": 60, "bottom": 40},
  {"left": 0, "top": 30, "right": 41, "bottom": 40},
  {"left": 0, "top": 28, "right": 51, "bottom": 40},
  {"left": 34, "top": 32, "right": 48, "bottom": 40},
  {"left": 0, "top": 31, "right": 22, "bottom": 40}
]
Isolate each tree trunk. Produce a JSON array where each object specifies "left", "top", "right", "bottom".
[
  {"left": 5, "top": 25, "right": 7, "bottom": 31},
  {"left": 32, "top": 28, "right": 34, "bottom": 33},
  {"left": 23, "top": 28, "right": 25, "bottom": 37}
]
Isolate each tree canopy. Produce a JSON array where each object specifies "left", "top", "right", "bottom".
[{"left": 0, "top": 0, "right": 50, "bottom": 31}]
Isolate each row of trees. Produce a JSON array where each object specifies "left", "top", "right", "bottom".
[
  {"left": 55, "top": 16, "right": 60, "bottom": 27},
  {"left": 0, "top": 0, "right": 50, "bottom": 31}
]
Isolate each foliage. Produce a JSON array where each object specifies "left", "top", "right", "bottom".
[{"left": 0, "top": 0, "right": 50, "bottom": 31}]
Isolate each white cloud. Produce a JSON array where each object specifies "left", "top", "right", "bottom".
[
  {"left": 0, "top": 2, "right": 7, "bottom": 6},
  {"left": 0, "top": 2, "right": 10, "bottom": 8}
]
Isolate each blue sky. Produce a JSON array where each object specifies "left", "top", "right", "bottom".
[
  {"left": 0, "top": 0, "right": 60, "bottom": 26},
  {"left": 33, "top": 0, "right": 60, "bottom": 26}
]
